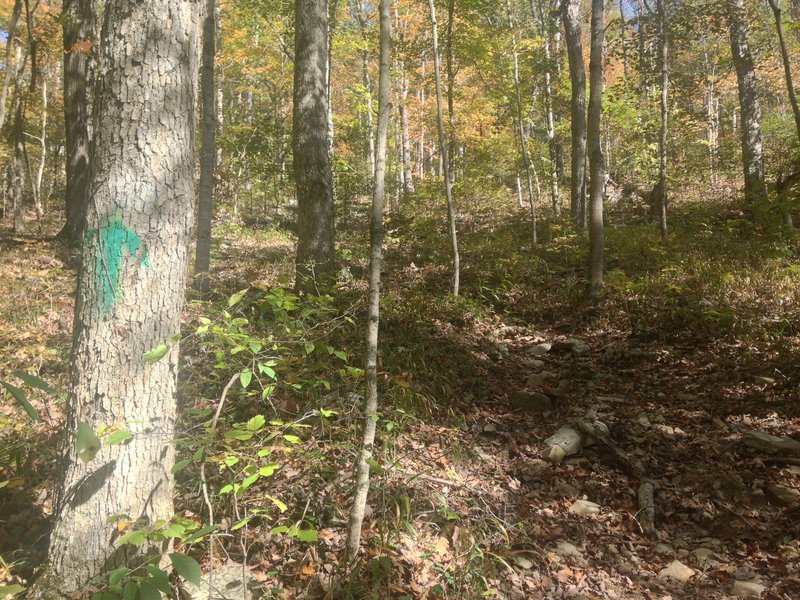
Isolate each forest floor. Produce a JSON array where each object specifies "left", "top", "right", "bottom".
[{"left": 2, "top": 187, "right": 800, "bottom": 600}]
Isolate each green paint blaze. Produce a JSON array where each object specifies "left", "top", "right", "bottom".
[{"left": 85, "top": 212, "right": 149, "bottom": 314}]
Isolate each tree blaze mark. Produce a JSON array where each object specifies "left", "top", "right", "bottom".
[{"left": 85, "top": 212, "right": 149, "bottom": 314}]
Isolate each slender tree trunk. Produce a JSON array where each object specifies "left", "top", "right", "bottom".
[
  {"left": 767, "top": 0, "right": 800, "bottom": 142},
  {"left": 656, "top": 0, "right": 668, "bottom": 237},
  {"left": 357, "top": 2, "right": 376, "bottom": 178},
  {"left": 12, "top": 44, "right": 27, "bottom": 233},
  {"left": 215, "top": 1, "right": 224, "bottom": 171},
  {"left": 58, "top": 0, "right": 95, "bottom": 244},
  {"left": 728, "top": 0, "right": 765, "bottom": 203},
  {"left": 588, "top": 0, "right": 605, "bottom": 299},
  {"left": 620, "top": 0, "right": 628, "bottom": 92},
  {"left": 0, "top": 0, "right": 22, "bottom": 132},
  {"left": 428, "top": 0, "right": 460, "bottom": 296},
  {"left": 394, "top": 3, "right": 414, "bottom": 196},
  {"left": 294, "top": 0, "right": 336, "bottom": 291},
  {"left": 446, "top": 0, "right": 456, "bottom": 183},
  {"left": 508, "top": 0, "right": 537, "bottom": 243},
  {"left": 34, "top": 67, "right": 48, "bottom": 215},
  {"left": 346, "top": 0, "right": 391, "bottom": 565},
  {"left": 417, "top": 57, "right": 426, "bottom": 181},
  {"left": 195, "top": 0, "right": 216, "bottom": 293},
  {"left": 535, "top": 0, "right": 559, "bottom": 216},
  {"left": 28, "top": 2, "right": 201, "bottom": 596},
  {"left": 563, "top": 0, "right": 587, "bottom": 230}
]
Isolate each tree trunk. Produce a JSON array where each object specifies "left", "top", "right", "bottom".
[
  {"left": 356, "top": 2, "right": 376, "bottom": 178},
  {"left": 656, "top": 0, "right": 668, "bottom": 238},
  {"left": 0, "top": 0, "right": 22, "bottom": 132},
  {"left": 428, "top": 0, "right": 460, "bottom": 296},
  {"left": 534, "top": 0, "right": 559, "bottom": 216},
  {"left": 12, "top": 44, "right": 26, "bottom": 233},
  {"left": 562, "top": 0, "right": 587, "bottom": 230},
  {"left": 508, "top": 0, "right": 537, "bottom": 244},
  {"left": 446, "top": 0, "right": 456, "bottom": 184},
  {"left": 620, "top": 0, "right": 628, "bottom": 92},
  {"left": 588, "top": 0, "right": 605, "bottom": 299},
  {"left": 57, "top": 0, "right": 95, "bottom": 245},
  {"left": 767, "top": 0, "right": 800, "bottom": 143},
  {"left": 294, "top": 0, "right": 336, "bottom": 292},
  {"left": 728, "top": 0, "right": 765, "bottom": 203},
  {"left": 195, "top": 0, "right": 216, "bottom": 293},
  {"left": 28, "top": 1, "right": 201, "bottom": 596},
  {"left": 346, "top": 0, "right": 391, "bottom": 565}
]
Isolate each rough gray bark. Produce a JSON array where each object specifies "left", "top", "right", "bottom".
[
  {"left": 446, "top": 0, "right": 456, "bottom": 183},
  {"left": 428, "top": 0, "right": 460, "bottom": 296},
  {"left": 346, "top": 0, "right": 391, "bottom": 565},
  {"left": 656, "top": 0, "right": 668, "bottom": 238},
  {"left": 29, "top": 1, "right": 201, "bottom": 596},
  {"left": 508, "top": 0, "right": 537, "bottom": 244},
  {"left": 767, "top": 0, "right": 800, "bottom": 143},
  {"left": 728, "top": 0, "right": 765, "bottom": 203},
  {"left": 58, "top": 0, "right": 95, "bottom": 245},
  {"left": 294, "top": 0, "right": 336, "bottom": 292},
  {"left": 562, "top": 0, "right": 587, "bottom": 230},
  {"left": 0, "top": 0, "right": 22, "bottom": 132},
  {"left": 588, "top": 0, "right": 605, "bottom": 298},
  {"left": 195, "top": 0, "right": 216, "bottom": 293}
]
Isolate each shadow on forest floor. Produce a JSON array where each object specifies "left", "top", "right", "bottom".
[{"left": 2, "top": 194, "right": 800, "bottom": 598}]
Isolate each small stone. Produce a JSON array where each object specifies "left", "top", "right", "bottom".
[
  {"left": 658, "top": 560, "right": 694, "bottom": 583},
  {"left": 544, "top": 445, "right": 566, "bottom": 464},
  {"left": 482, "top": 423, "right": 498, "bottom": 433},
  {"left": 512, "top": 556, "right": 533, "bottom": 570},
  {"left": 653, "top": 423, "right": 676, "bottom": 437},
  {"left": 551, "top": 541, "right": 583, "bottom": 559},
  {"left": 568, "top": 499, "right": 601, "bottom": 516},
  {"left": 528, "top": 359, "right": 545, "bottom": 369},
  {"left": 712, "top": 418, "right": 727, "bottom": 430},
  {"left": 637, "top": 413, "right": 651, "bottom": 427},
  {"left": 510, "top": 390, "right": 553, "bottom": 413},
  {"left": 753, "top": 376, "right": 775, "bottom": 385},
  {"left": 732, "top": 580, "right": 766, "bottom": 598},
  {"left": 691, "top": 547, "right": 715, "bottom": 563},
  {"left": 184, "top": 563, "right": 253, "bottom": 600},
  {"left": 529, "top": 343, "right": 552, "bottom": 356},
  {"left": 766, "top": 483, "right": 800, "bottom": 507},
  {"left": 654, "top": 543, "right": 673, "bottom": 556}
]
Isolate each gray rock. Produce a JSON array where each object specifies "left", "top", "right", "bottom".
[
  {"left": 528, "top": 343, "right": 552, "bottom": 356},
  {"left": 510, "top": 390, "right": 553, "bottom": 413},
  {"left": 766, "top": 483, "right": 800, "bottom": 507},
  {"left": 183, "top": 563, "right": 254, "bottom": 600},
  {"left": 568, "top": 499, "right": 601, "bottom": 516},
  {"left": 743, "top": 431, "right": 800, "bottom": 454},
  {"left": 550, "top": 541, "right": 583, "bottom": 559},
  {"left": 658, "top": 560, "right": 694, "bottom": 583},
  {"left": 732, "top": 580, "right": 766, "bottom": 598}
]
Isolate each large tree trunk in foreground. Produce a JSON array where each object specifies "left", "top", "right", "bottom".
[
  {"left": 57, "top": 0, "right": 95, "bottom": 245},
  {"left": 728, "top": 0, "right": 765, "bottom": 203},
  {"left": 346, "top": 0, "right": 391, "bottom": 565},
  {"left": 428, "top": 0, "right": 460, "bottom": 296},
  {"left": 588, "top": 0, "right": 605, "bottom": 299},
  {"left": 294, "top": 0, "right": 336, "bottom": 292},
  {"left": 195, "top": 0, "right": 216, "bottom": 293},
  {"left": 30, "top": 1, "right": 201, "bottom": 595},
  {"left": 562, "top": 0, "right": 587, "bottom": 230}
]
